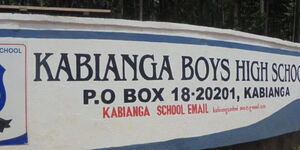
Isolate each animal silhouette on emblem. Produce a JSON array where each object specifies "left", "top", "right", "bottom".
[
  {"left": 0, "top": 118, "right": 11, "bottom": 133},
  {"left": 0, "top": 65, "right": 12, "bottom": 133}
]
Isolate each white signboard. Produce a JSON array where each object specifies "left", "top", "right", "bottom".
[{"left": 0, "top": 14, "right": 299, "bottom": 150}]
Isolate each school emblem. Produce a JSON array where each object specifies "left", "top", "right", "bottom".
[
  {"left": 0, "top": 44, "right": 27, "bottom": 145},
  {"left": 0, "top": 65, "right": 12, "bottom": 133},
  {"left": 0, "top": 65, "right": 7, "bottom": 111}
]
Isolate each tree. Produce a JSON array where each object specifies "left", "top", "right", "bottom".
[
  {"left": 295, "top": 0, "right": 300, "bottom": 42},
  {"left": 1, "top": 0, "right": 299, "bottom": 42}
]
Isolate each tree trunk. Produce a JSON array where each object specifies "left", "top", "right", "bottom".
[
  {"left": 260, "top": 0, "right": 264, "bottom": 14},
  {"left": 120, "top": 0, "right": 124, "bottom": 18},
  {"left": 260, "top": 0, "right": 269, "bottom": 35},
  {"left": 139, "top": 0, "right": 143, "bottom": 21},
  {"left": 233, "top": 0, "right": 240, "bottom": 29},
  {"left": 264, "top": 0, "right": 269, "bottom": 35},
  {"left": 221, "top": 0, "right": 225, "bottom": 27},
  {"left": 296, "top": 0, "right": 300, "bottom": 42}
]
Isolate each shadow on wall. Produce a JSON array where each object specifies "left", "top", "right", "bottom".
[{"left": 211, "top": 131, "right": 300, "bottom": 150}]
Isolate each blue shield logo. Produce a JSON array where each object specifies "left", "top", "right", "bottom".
[{"left": 0, "top": 65, "right": 6, "bottom": 111}]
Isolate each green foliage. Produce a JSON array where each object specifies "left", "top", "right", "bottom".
[{"left": 0, "top": 0, "right": 299, "bottom": 42}]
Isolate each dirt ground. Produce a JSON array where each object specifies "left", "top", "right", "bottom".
[{"left": 211, "top": 131, "right": 300, "bottom": 150}]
